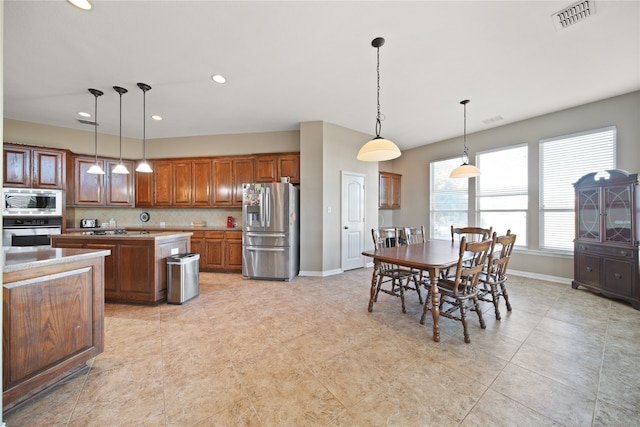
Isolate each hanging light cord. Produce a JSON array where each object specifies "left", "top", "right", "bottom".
[
  {"left": 118, "top": 91, "right": 123, "bottom": 162},
  {"left": 94, "top": 93, "right": 99, "bottom": 163},
  {"left": 461, "top": 99, "right": 470, "bottom": 164},
  {"left": 142, "top": 87, "right": 146, "bottom": 160},
  {"left": 375, "top": 44, "right": 382, "bottom": 138}
]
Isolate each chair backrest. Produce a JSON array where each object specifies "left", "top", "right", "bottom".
[
  {"left": 371, "top": 228, "right": 400, "bottom": 249},
  {"left": 451, "top": 226, "right": 493, "bottom": 243},
  {"left": 486, "top": 231, "right": 517, "bottom": 282},
  {"left": 450, "top": 236, "right": 493, "bottom": 295},
  {"left": 403, "top": 226, "right": 426, "bottom": 245}
]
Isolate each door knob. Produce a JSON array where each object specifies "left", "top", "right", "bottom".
[{"left": 344, "top": 226, "right": 348, "bottom": 229}]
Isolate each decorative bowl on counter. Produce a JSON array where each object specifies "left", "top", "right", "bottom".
[{"left": 192, "top": 220, "right": 206, "bottom": 227}]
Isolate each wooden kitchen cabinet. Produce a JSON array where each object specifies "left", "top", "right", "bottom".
[
  {"left": 212, "top": 159, "right": 233, "bottom": 207},
  {"left": 379, "top": 171, "right": 401, "bottom": 209},
  {"left": 3, "top": 143, "right": 66, "bottom": 189},
  {"left": 173, "top": 160, "right": 192, "bottom": 206},
  {"left": 192, "top": 159, "right": 212, "bottom": 206},
  {"left": 203, "top": 231, "right": 225, "bottom": 270},
  {"left": 225, "top": 230, "right": 243, "bottom": 270},
  {"left": 153, "top": 160, "right": 173, "bottom": 206},
  {"left": 233, "top": 157, "right": 254, "bottom": 206},
  {"left": 572, "top": 169, "right": 640, "bottom": 309},
  {"left": 69, "top": 155, "right": 134, "bottom": 207},
  {"left": 135, "top": 166, "right": 154, "bottom": 207},
  {"left": 254, "top": 152, "right": 300, "bottom": 183}
]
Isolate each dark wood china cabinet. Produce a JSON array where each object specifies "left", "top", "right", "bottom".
[{"left": 572, "top": 169, "right": 640, "bottom": 309}]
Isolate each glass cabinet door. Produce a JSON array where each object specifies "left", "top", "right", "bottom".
[
  {"left": 578, "top": 188, "right": 600, "bottom": 240},
  {"left": 604, "top": 185, "right": 632, "bottom": 243}
]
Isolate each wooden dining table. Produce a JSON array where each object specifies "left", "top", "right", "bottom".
[{"left": 362, "top": 240, "right": 463, "bottom": 342}]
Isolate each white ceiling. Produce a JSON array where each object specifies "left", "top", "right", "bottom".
[{"left": 4, "top": 1, "right": 640, "bottom": 151}]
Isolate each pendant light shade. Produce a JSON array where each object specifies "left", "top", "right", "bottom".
[
  {"left": 135, "top": 82, "right": 153, "bottom": 173},
  {"left": 112, "top": 86, "right": 130, "bottom": 174},
  {"left": 87, "top": 88, "right": 105, "bottom": 175},
  {"left": 357, "top": 37, "right": 401, "bottom": 162},
  {"left": 450, "top": 99, "right": 481, "bottom": 178}
]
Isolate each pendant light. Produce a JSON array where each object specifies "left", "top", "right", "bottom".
[
  {"left": 86, "top": 88, "right": 105, "bottom": 175},
  {"left": 357, "top": 37, "right": 401, "bottom": 162},
  {"left": 112, "top": 86, "right": 130, "bottom": 174},
  {"left": 449, "top": 99, "right": 481, "bottom": 178},
  {"left": 135, "top": 83, "right": 153, "bottom": 173}
]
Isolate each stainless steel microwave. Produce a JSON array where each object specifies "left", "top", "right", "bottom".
[{"left": 3, "top": 188, "right": 63, "bottom": 217}]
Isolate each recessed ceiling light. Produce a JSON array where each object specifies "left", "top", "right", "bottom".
[
  {"left": 77, "top": 111, "right": 91, "bottom": 118},
  {"left": 67, "top": 0, "right": 92, "bottom": 11},
  {"left": 151, "top": 115, "right": 163, "bottom": 121},
  {"left": 211, "top": 74, "right": 227, "bottom": 84}
]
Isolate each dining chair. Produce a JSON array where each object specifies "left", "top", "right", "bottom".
[
  {"left": 371, "top": 228, "right": 423, "bottom": 312},
  {"left": 403, "top": 226, "right": 426, "bottom": 245},
  {"left": 479, "top": 231, "right": 516, "bottom": 320},
  {"left": 421, "top": 235, "right": 493, "bottom": 343},
  {"left": 451, "top": 225, "right": 493, "bottom": 243}
]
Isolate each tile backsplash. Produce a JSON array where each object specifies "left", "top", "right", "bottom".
[{"left": 67, "top": 207, "right": 242, "bottom": 229}]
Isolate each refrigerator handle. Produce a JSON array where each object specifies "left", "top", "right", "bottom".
[
  {"left": 259, "top": 187, "right": 265, "bottom": 227},
  {"left": 265, "top": 186, "right": 271, "bottom": 227}
]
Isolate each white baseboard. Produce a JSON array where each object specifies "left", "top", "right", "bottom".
[
  {"left": 508, "top": 269, "right": 572, "bottom": 285},
  {"left": 298, "top": 268, "right": 343, "bottom": 277}
]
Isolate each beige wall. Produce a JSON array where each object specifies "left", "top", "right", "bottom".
[
  {"left": 389, "top": 90, "right": 640, "bottom": 281},
  {"left": 3, "top": 119, "right": 299, "bottom": 159},
  {"left": 299, "top": 121, "right": 378, "bottom": 275}
]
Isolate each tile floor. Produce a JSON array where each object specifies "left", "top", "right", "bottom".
[{"left": 4, "top": 268, "right": 640, "bottom": 426}]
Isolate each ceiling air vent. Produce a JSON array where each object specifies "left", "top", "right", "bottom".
[
  {"left": 552, "top": 0, "right": 596, "bottom": 30},
  {"left": 77, "top": 119, "right": 98, "bottom": 126}
]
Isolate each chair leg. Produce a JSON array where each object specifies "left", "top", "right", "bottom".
[
  {"left": 397, "top": 277, "right": 407, "bottom": 313},
  {"left": 459, "top": 302, "right": 470, "bottom": 344},
  {"left": 374, "top": 276, "right": 383, "bottom": 302},
  {"left": 412, "top": 272, "right": 424, "bottom": 305},
  {"left": 490, "top": 284, "right": 502, "bottom": 320},
  {"left": 501, "top": 282, "right": 512, "bottom": 312},
  {"left": 474, "top": 297, "right": 486, "bottom": 329}
]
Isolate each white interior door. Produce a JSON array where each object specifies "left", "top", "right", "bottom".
[{"left": 341, "top": 171, "right": 366, "bottom": 271}]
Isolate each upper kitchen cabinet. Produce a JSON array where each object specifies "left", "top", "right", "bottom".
[
  {"left": 213, "top": 156, "right": 254, "bottom": 207},
  {"left": 135, "top": 163, "right": 154, "bottom": 207},
  {"left": 69, "top": 155, "right": 134, "bottom": 207},
  {"left": 379, "top": 171, "right": 401, "bottom": 209},
  {"left": 254, "top": 152, "right": 300, "bottom": 183},
  {"left": 153, "top": 160, "right": 173, "bottom": 206},
  {"left": 3, "top": 143, "right": 66, "bottom": 189}
]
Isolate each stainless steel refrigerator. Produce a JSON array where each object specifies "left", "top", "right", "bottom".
[{"left": 242, "top": 182, "right": 300, "bottom": 281}]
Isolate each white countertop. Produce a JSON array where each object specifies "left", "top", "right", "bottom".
[{"left": 3, "top": 246, "right": 111, "bottom": 274}]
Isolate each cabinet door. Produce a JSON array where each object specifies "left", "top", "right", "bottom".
[
  {"left": 74, "top": 157, "right": 105, "bottom": 206},
  {"left": 254, "top": 156, "right": 277, "bottom": 183},
  {"left": 603, "top": 258, "right": 634, "bottom": 296},
  {"left": 278, "top": 154, "right": 300, "bottom": 183},
  {"left": 213, "top": 159, "right": 233, "bottom": 206},
  {"left": 577, "top": 188, "right": 601, "bottom": 241},
  {"left": 173, "top": 160, "right": 192, "bottom": 206},
  {"left": 576, "top": 252, "right": 601, "bottom": 288},
  {"left": 225, "top": 231, "right": 243, "bottom": 270},
  {"left": 86, "top": 242, "right": 119, "bottom": 294},
  {"left": 135, "top": 167, "right": 154, "bottom": 207},
  {"left": 233, "top": 157, "right": 254, "bottom": 206},
  {"left": 203, "top": 232, "right": 225, "bottom": 269},
  {"left": 32, "top": 148, "right": 65, "bottom": 189},
  {"left": 604, "top": 185, "right": 633, "bottom": 243},
  {"left": 105, "top": 159, "right": 135, "bottom": 206},
  {"left": 3, "top": 145, "right": 31, "bottom": 187},
  {"left": 153, "top": 161, "right": 173, "bottom": 206},
  {"left": 379, "top": 172, "right": 401, "bottom": 209},
  {"left": 190, "top": 234, "right": 204, "bottom": 270},
  {"left": 192, "top": 160, "right": 212, "bottom": 206}
]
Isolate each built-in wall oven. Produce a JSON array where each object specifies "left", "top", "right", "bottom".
[
  {"left": 3, "top": 217, "right": 63, "bottom": 247},
  {"left": 3, "top": 188, "right": 64, "bottom": 247}
]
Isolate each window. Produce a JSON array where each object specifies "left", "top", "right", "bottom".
[
  {"left": 540, "top": 126, "right": 616, "bottom": 251},
  {"left": 430, "top": 157, "right": 468, "bottom": 239},
  {"left": 476, "top": 145, "right": 528, "bottom": 245}
]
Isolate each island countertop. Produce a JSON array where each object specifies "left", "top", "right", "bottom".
[
  {"left": 3, "top": 246, "right": 112, "bottom": 274},
  {"left": 55, "top": 231, "right": 193, "bottom": 241}
]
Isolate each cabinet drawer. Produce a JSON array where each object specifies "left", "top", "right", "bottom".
[
  {"left": 225, "top": 230, "right": 242, "bottom": 240},
  {"left": 576, "top": 243, "right": 636, "bottom": 259},
  {"left": 204, "top": 231, "right": 224, "bottom": 239},
  {"left": 576, "top": 253, "right": 601, "bottom": 287},
  {"left": 603, "top": 259, "right": 634, "bottom": 296}
]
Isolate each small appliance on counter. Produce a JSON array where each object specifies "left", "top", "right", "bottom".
[
  {"left": 80, "top": 218, "right": 99, "bottom": 228},
  {"left": 227, "top": 216, "right": 233, "bottom": 228}
]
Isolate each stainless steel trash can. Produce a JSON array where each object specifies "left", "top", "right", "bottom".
[{"left": 166, "top": 253, "right": 200, "bottom": 304}]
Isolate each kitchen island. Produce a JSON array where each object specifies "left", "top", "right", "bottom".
[
  {"left": 3, "top": 246, "right": 110, "bottom": 414},
  {"left": 51, "top": 231, "right": 192, "bottom": 304}
]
